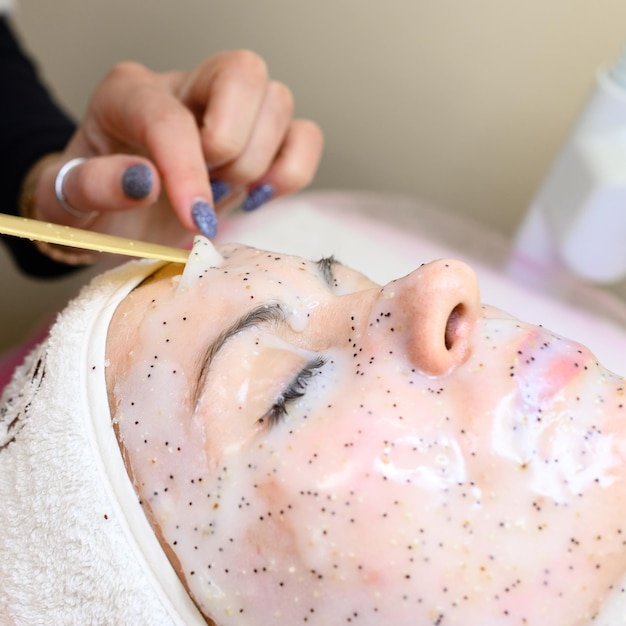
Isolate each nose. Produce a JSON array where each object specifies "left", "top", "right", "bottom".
[{"left": 384, "top": 259, "right": 482, "bottom": 375}]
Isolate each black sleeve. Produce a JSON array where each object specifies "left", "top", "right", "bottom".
[{"left": 0, "top": 15, "right": 83, "bottom": 278}]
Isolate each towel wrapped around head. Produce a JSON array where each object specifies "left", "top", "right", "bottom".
[{"left": 0, "top": 259, "right": 205, "bottom": 625}]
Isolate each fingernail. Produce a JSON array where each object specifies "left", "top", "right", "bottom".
[
  {"left": 210, "top": 179, "right": 231, "bottom": 203},
  {"left": 243, "top": 183, "right": 274, "bottom": 212},
  {"left": 192, "top": 199, "right": 218, "bottom": 239},
  {"left": 122, "top": 163, "right": 153, "bottom": 199}
]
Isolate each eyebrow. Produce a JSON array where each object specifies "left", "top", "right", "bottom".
[
  {"left": 193, "top": 303, "right": 286, "bottom": 409},
  {"left": 192, "top": 257, "right": 339, "bottom": 409}
]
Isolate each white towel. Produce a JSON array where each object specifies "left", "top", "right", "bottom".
[{"left": 0, "top": 259, "right": 205, "bottom": 625}]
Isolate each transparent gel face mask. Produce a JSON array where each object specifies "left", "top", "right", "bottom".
[{"left": 109, "top": 240, "right": 626, "bottom": 626}]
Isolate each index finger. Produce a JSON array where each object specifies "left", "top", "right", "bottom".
[{"left": 91, "top": 62, "right": 215, "bottom": 234}]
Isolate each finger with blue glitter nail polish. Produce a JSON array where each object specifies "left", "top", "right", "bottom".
[
  {"left": 122, "top": 164, "right": 154, "bottom": 199},
  {"left": 243, "top": 183, "right": 274, "bottom": 212},
  {"left": 210, "top": 180, "right": 232, "bottom": 204},
  {"left": 192, "top": 199, "right": 218, "bottom": 238}
]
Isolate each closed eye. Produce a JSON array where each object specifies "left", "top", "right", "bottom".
[{"left": 259, "top": 355, "right": 326, "bottom": 429}]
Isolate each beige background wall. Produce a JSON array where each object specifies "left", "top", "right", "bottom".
[{"left": 3, "top": 0, "right": 626, "bottom": 352}]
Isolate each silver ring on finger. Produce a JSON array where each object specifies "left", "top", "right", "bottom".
[{"left": 54, "top": 158, "right": 98, "bottom": 218}]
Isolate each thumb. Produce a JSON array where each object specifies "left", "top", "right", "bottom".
[{"left": 34, "top": 155, "right": 160, "bottom": 226}]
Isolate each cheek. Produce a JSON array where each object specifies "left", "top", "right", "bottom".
[
  {"left": 215, "top": 394, "right": 478, "bottom": 622},
  {"left": 240, "top": 393, "right": 458, "bottom": 570},
  {"left": 209, "top": 431, "right": 401, "bottom": 620}
]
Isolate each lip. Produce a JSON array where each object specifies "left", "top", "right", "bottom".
[
  {"left": 512, "top": 326, "right": 594, "bottom": 406},
  {"left": 485, "top": 320, "right": 623, "bottom": 500},
  {"left": 473, "top": 314, "right": 593, "bottom": 404}
]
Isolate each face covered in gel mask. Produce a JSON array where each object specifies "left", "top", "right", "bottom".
[{"left": 105, "top": 240, "right": 626, "bottom": 626}]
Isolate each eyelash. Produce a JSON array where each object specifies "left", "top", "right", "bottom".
[{"left": 261, "top": 356, "right": 326, "bottom": 428}]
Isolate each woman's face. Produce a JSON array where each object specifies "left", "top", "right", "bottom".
[{"left": 106, "top": 241, "right": 626, "bottom": 626}]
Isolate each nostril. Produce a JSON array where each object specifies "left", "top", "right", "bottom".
[
  {"left": 445, "top": 304, "right": 464, "bottom": 350},
  {"left": 399, "top": 258, "right": 481, "bottom": 376}
]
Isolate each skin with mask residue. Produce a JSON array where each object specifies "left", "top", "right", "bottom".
[{"left": 106, "top": 239, "right": 626, "bottom": 626}]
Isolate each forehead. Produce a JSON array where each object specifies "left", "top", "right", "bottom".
[
  {"left": 132, "top": 245, "right": 321, "bottom": 303},
  {"left": 215, "top": 244, "right": 329, "bottom": 289},
  {"left": 144, "top": 243, "right": 375, "bottom": 312},
  {"left": 110, "top": 246, "right": 317, "bottom": 356}
]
